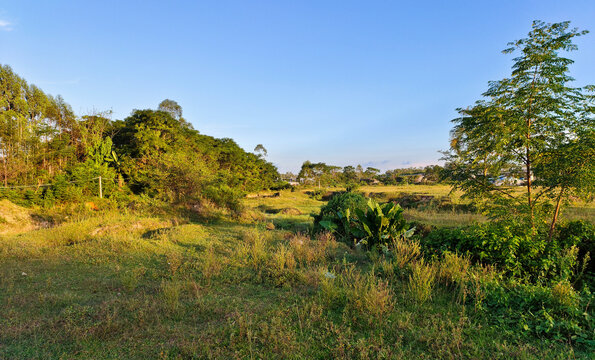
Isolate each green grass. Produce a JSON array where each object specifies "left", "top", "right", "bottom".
[
  {"left": 0, "top": 194, "right": 591, "bottom": 358},
  {"left": 360, "top": 184, "right": 594, "bottom": 225}
]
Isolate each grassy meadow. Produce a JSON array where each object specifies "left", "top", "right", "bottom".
[{"left": 1, "top": 185, "right": 593, "bottom": 359}]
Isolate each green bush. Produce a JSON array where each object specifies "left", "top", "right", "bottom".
[
  {"left": 477, "top": 279, "right": 594, "bottom": 345},
  {"left": 421, "top": 222, "right": 582, "bottom": 282},
  {"left": 349, "top": 198, "right": 413, "bottom": 249},
  {"left": 308, "top": 188, "right": 327, "bottom": 200},
  {"left": 556, "top": 220, "right": 595, "bottom": 275},
  {"left": 204, "top": 184, "right": 245, "bottom": 215},
  {"left": 317, "top": 197, "right": 414, "bottom": 250},
  {"left": 312, "top": 191, "right": 367, "bottom": 242}
]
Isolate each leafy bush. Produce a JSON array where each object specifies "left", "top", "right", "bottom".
[
  {"left": 478, "top": 280, "right": 594, "bottom": 345},
  {"left": 421, "top": 222, "right": 581, "bottom": 282},
  {"left": 556, "top": 220, "right": 595, "bottom": 274},
  {"left": 317, "top": 196, "right": 414, "bottom": 250},
  {"left": 203, "top": 184, "right": 245, "bottom": 215},
  {"left": 307, "top": 188, "right": 327, "bottom": 200},
  {"left": 349, "top": 199, "right": 414, "bottom": 249},
  {"left": 312, "top": 191, "right": 367, "bottom": 242},
  {"left": 270, "top": 181, "right": 292, "bottom": 191}
]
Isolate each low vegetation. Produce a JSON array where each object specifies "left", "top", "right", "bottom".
[{"left": 1, "top": 187, "right": 593, "bottom": 358}]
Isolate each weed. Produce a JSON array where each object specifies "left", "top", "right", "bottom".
[
  {"left": 121, "top": 266, "right": 146, "bottom": 291},
  {"left": 239, "top": 229, "right": 269, "bottom": 271},
  {"left": 408, "top": 260, "right": 436, "bottom": 304},
  {"left": 266, "top": 244, "right": 298, "bottom": 286},
  {"left": 166, "top": 250, "right": 183, "bottom": 275},
  {"left": 200, "top": 246, "right": 223, "bottom": 284},
  {"left": 438, "top": 252, "right": 470, "bottom": 287},
  {"left": 551, "top": 280, "right": 579, "bottom": 308},
  {"left": 392, "top": 238, "right": 421, "bottom": 269},
  {"left": 160, "top": 279, "right": 182, "bottom": 313}
]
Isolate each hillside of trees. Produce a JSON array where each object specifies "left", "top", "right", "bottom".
[{"left": 0, "top": 64, "right": 281, "bottom": 211}]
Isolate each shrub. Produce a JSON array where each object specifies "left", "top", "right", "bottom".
[
  {"left": 479, "top": 280, "right": 594, "bottom": 344},
  {"left": 312, "top": 191, "right": 367, "bottom": 242},
  {"left": 421, "top": 222, "right": 582, "bottom": 282},
  {"left": 349, "top": 199, "right": 413, "bottom": 249},
  {"left": 267, "top": 244, "right": 298, "bottom": 286},
  {"left": 344, "top": 271, "right": 394, "bottom": 325},
  {"left": 203, "top": 184, "right": 245, "bottom": 215},
  {"left": 320, "top": 266, "right": 394, "bottom": 326},
  {"left": 238, "top": 229, "right": 269, "bottom": 271},
  {"left": 317, "top": 196, "right": 414, "bottom": 250},
  {"left": 556, "top": 220, "right": 595, "bottom": 274},
  {"left": 289, "top": 233, "right": 328, "bottom": 266},
  {"left": 438, "top": 252, "right": 471, "bottom": 288},
  {"left": 551, "top": 280, "right": 580, "bottom": 308},
  {"left": 308, "top": 188, "right": 327, "bottom": 200}
]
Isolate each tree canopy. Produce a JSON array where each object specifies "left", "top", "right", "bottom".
[
  {"left": 0, "top": 65, "right": 281, "bottom": 208},
  {"left": 445, "top": 20, "right": 595, "bottom": 231}
]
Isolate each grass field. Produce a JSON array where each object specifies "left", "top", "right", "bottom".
[
  {"left": 246, "top": 185, "right": 594, "bottom": 228},
  {"left": 1, "top": 187, "right": 592, "bottom": 359}
]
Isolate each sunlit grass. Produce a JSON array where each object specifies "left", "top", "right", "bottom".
[
  {"left": 1, "top": 187, "right": 592, "bottom": 358},
  {"left": 0, "top": 209, "right": 588, "bottom": 358}
]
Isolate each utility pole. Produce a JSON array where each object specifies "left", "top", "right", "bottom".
[{"left": 99, "top": 176, "right": 103, "bottom": 199}]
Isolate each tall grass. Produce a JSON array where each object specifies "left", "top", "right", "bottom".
[{"left": 408, "top": 260, "right": 436, "bottom": 304}]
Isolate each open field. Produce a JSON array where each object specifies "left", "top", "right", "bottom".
[
  {"left": 247, "top": 185, "right": 594, "bottom": 227},
  {"left": 1, "top": 189, "right": 592, "bottom": 359}
]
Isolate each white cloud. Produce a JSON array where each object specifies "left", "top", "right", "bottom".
[{"left": 0, "top": 19, "right": 13, "bottom": 31}]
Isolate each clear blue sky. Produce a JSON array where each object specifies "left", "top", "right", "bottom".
[{"left": 1, "top": 1, "right": 594, "bottom": 173}]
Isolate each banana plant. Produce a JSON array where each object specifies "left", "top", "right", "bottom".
[
  {"left": 319, "top": 207, "right": 355, "bottom": 242},
  {"left": 319, "top": 198, "right": 414, "bottom": 249},
  {"left": 352, "top": 198, "right": 414, "bottom": 248}
]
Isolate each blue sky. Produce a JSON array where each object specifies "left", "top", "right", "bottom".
[{"left": 1, "top": 1, "right": 594, "bottom": 173}]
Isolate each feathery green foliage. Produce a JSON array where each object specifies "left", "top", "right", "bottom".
[{"left": 445, "top": 21, "right": 595, "bottom": 231}]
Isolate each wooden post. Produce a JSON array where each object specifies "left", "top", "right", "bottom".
[{"left": 99, "top": 176, "right": 103, "bottom": 199}]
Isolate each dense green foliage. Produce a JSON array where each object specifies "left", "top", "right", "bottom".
[
  {"left": 0, "top": 64, "right": 82, "bottom": 186},
  {"left": 0, "top": 66, "right": 281, "bottom": 210},
  {"left": 444, "top": 21, "right": 595, "bottom": 231},
  {"left": 316, "top": 194, "right": 413, "bottom": 249},
  {"left": 478, "top": 280, "right": 594, "bottom": 345},
  {"left": 348, "top": 199, "right": 413, "bottom": 249},
  {"left": 111, "top": 108, "right": 279, "bottom": 207},
  {"left": 295, "top": 160, "right": 445, "bottom": 187},
  {"left": 421, "top": 220, "right": 593, "bottom": 284},
  {"left": 312, "top": 191, "right": 368, "bottom": 242}
]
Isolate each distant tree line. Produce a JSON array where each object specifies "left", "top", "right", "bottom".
[{"left": 290, "top": 161, "right": 446, "bottom": 187}]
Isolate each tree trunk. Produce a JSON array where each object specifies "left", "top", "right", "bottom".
[
  {"left": 526, "top": 139, "right": 533, "bottom": 227},
  {"left": 524, "top": 65, "right": 538, "bottom": 228},
  {"left": 548, "top": 187, "right": 565, "bottom": 239},
  {"left": 3, "top": 150, "right": 7, "bottom": 187}
]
